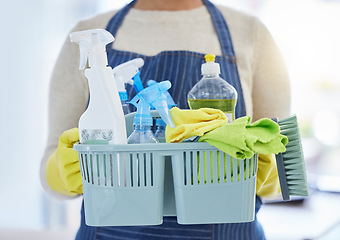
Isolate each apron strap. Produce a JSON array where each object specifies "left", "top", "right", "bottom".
[
  {"left": 106, "top": 0, "right": 236, "bottom": 58},
  {"left": 202, "top": 0, "right": 237, "bottom": 57},
  {"left": 105, "top": 0, "right": 137, "bottom": 50}
]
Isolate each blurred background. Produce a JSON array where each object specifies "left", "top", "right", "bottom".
[{"left": 1, "top": 0, "right": 340, "bottom": 239}]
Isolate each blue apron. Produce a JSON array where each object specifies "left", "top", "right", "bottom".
[{"left": 75, "top": 0, "right": 265, "bottom": 239}]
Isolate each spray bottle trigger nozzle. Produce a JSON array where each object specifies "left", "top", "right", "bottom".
[
  {"left": 132, "top": 72, "right": 144, "bottom": 93},
  {"left": 127, "top": 95, "right": 139, "bottom": 108},
  {"left": 78, "top": 45, "right": 87, "bottom": 70}
]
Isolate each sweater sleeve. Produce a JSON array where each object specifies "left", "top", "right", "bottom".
[
  {"left": 40, "top": 10, "right": 118, "bottom": 199},
  {"left": 40, "top": 23, "right": 89, "bottom": 199},
  {"left": 251, "top": 18, "right": 291, "bottom": 121}
]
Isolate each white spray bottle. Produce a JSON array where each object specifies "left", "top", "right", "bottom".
[
  {"left": 70, "top": 29, "right": 127, "bottom": 145},
  {"left": 112, "top": 58, "right": 144, "bottom": 114}
]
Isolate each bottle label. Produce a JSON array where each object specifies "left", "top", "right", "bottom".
[{"left": 80, "top": 129, "right": 113, "bottom": 144}]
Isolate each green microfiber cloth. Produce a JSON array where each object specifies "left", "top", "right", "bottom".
[{"left": 199, "top": 116, "right": 288, "bottom": 159}]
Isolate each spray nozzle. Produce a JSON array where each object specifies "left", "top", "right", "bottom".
[
  {"left": 112, "top": 58, "right": 145, "bottom": 97},
  {"left": 201, "top": 53, "right": 220, "bottom": 75},
  {"left": 70, "top": 29, "right": 114, "bottom": 70},
  {"left": 129, "top": 94, "right": 153, "bottom": 127},
  {"left": 147, "top": 80, "right": 177, "bottom": 109},
  {"left": 129, "top": 81, "right": 175, "bottom": 128}
]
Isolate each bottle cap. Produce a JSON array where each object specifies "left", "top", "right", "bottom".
[{"left": 201, "top": 53, "right": 220, "bottom": 75}]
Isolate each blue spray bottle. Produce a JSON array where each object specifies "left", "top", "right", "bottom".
[
  {"left": 147, "top": 80, "right": 177, "bottom": 142},
  {"left": 112, "top": 58, "right": 145, "bottom": 114},
  {"left": 127, "top": 81, "right": 175, "bottom": 144},
  {"left": 147, "top": 80, "right": 177, "bottom": 109}
]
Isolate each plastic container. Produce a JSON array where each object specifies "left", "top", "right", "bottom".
[
  {"left": 154, "top": 118, "right": 166, "bottom": 143},
  {"left": 187, "top": 54, "right": 238, "bottom": 123},
  {"left": 70, "top": 29, "right": 127, "bottom": 145},
  {"left": 75, "top": 143, "right": 165, "bottom": 226},
  {"left": 74, "top": 111, "right": 258, "bottom": 226}
]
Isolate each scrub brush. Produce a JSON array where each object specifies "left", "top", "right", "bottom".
[{"left": 273, "top": 115, "right": 309, "bottom": 201}]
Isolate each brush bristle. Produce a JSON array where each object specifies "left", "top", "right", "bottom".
[{"left": 278, "top": 115, "right": 309, "bottom": 197}]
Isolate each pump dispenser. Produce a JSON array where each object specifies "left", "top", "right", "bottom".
[
  {"left": 127, "top": 81, "right": 175, "bottom": 144},
  {"left": 112, "top": 58, "right": 145, "bottom": 114},
  {"left": 187, "top": 54, "right": 238, "bottom": 123},
  {"left": 70, "top": 29, "right": 127, "bottom": 144}
]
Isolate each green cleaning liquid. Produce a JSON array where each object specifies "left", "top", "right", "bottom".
[
  {"left": 188, "top": 99, "right": 236, "bottom": 122},
  {"left": 187, "top": 54, "right": 238, "bottom": 123}
]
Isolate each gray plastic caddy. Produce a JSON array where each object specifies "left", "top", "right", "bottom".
[{"left": 73, "top": 111, "right": 258, "bottom": 226}]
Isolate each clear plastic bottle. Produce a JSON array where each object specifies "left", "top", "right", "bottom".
[
  {"left": 127, "top": 81, "right": 174, "bottom": 144},
  {"left": 154, "top": 118, "right": 166, "bottom": 143},
  {"left": 127, "top": 125, "right": 159, "bottom": 144},
  {"left": 127, "top": 91, "right": 159, "bottom": 144},
  {"left": 187, "top": 54, "right": 237, "bottom": 123},
  {"left": 120, "top": 93, "right": 130, "bottom": 115}
]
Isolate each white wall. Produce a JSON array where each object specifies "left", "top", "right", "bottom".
[{"left": 0, "top": 0, "right": 130, "bottom": 231}]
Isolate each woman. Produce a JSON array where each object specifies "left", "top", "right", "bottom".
[{"left": 41, "top": 0, "right": 291, "bottom": 239}]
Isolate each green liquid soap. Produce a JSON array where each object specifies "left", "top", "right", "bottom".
[
  {"left": 187, "top": 99, "right": 236, "bottom": 122},
  {"left": 187, "top": 54, "right": 238, "bottom": 123}
]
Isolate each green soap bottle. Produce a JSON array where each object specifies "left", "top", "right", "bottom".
[{"left": 187, "top": 54, "right": 238, "bottom": 122}]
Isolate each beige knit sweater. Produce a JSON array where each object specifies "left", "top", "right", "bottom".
[{"left": 41, "top": 5, "right": 291, "bottom": 198}]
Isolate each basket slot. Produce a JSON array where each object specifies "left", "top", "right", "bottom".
[
  {"left": 151, "top": 153, "right": 154, "bottom": 186},
  {"left": 239, "top": 159, "right": 244, "bottom": 182},
  {"left": 131, "top": 153, "right": 139, "bottom": 188},
  {"left": 84, "top": 154, "right": 90, "bottom": 183},
  {"left": 205, "top": 151, "right": 212, "bottom": 185},
  {"left": 128, "top": 152, "right": 154, "bottom": 187},
  {"left": 218, "top": 151, "right": 224, "bottom": 183},
  {"left": 246, "top": 158, "right": 250, "bottom": 180},
  {"left": 92, "top": 154, "right": 97, "bottom": 185},
  {"left": 182, "top": 152, "right": 186, "bottom": 185},
  {"left": 131, "top": 153, "right": 137, "bottom": 187},
  {"left": 198, "top": 151, "right": 204, "bottom": 184},
  {"left": 255, "top": 155, "right": 258, "bottom": 175},
  {"left": 104, "top": 153, "right": 110, "bottom": 186},
  {"left": 146, "top": 153, "right": 153, "bottom": 187},
  {"left": 212, "top": 151, "right": 218, "bottom": 184},
  {"left": 96, "top": 153, "right": 106, "bottom": 186},
  {"left": 118, "top": 153, "right": 126, "bottom": 187},
  {"left": 184, "top": 151, "right": 191, "bottom": 186},
  {"left": 192, "top": 151, "right": 198, "bottom": 186},
  {"left": 139, "top": 153, "right": 146, "bottom": 187},
  {"left": 232, "top": 157, "right": 238, "bottom": 182},
  {"left": 87, "top": 154, "right": 94, "bottom": 184},
  {"left": 125, "top": 153, "right": 132, "bottom": 187},
  {"left": 250, "top": 155, "right": 254, "bottom": 177},
  {"left": 93, "top": 154, "right": 99, "bottom": 185},
  {"left": 110, "top": 153, "right": 119, "bottom": 187},
  {"left": 79, "top": 153, "right": 86, "bottom": 182},
  {"left": 225, "top": 154, "right": 232, "bottom": 183}
]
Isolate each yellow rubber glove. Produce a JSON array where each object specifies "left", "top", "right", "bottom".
[
  {"left": 256, "top": 153, "right": 281, "bottom": 199},
  {"left": 46, "top": 128, "right": 82, "bottom": 196}
]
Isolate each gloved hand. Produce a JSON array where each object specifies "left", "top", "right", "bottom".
[
  {"left": 46, "top": 128, "right": 82, "bottom": 196},
  {"left": 256, "top": 153, "right": 281, "bottom": 199}
]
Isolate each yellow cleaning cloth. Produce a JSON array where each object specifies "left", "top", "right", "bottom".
[
  {"left": 46, "top": 128, "right": 82, "bottom": 196},
  {"left": 165, "top": 107, "right": 228, "bottom": 143},
  {"left": 198, "top": 116, "right": 288, "bottom": 159}
]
